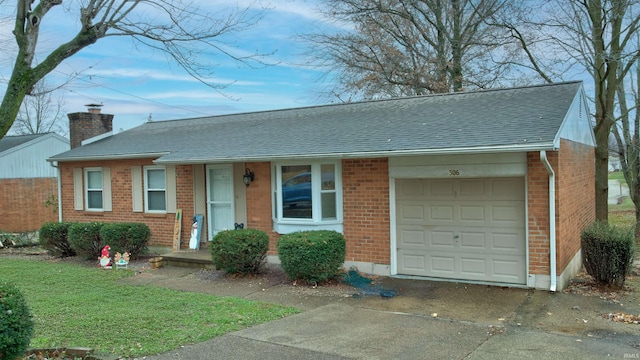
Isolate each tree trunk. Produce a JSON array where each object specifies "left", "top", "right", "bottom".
[
  {"left": 0, "top": 62, "right": 32, "bottom": 138},
  {"left": 595, "top": 122, "right": 611, "bottom": 222}
]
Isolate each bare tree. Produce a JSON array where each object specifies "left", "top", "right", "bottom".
[
  {"left": 613, "top": 60, "right": 640, "bottom": 236},
  {"left": 512, "top": 0, "right": 640, "bottom": 222},
  {"left": 10, "top": 77, "right": 67, "bottom": 136},
  {"left": 308, "top": 0, "right": 523, "bottom": 99},
  {"left": 0, "top": 0, "right": 266, "bottom": 139}
]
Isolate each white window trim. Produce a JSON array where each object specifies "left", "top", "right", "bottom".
[
  {"left": 272, "top": 160, "right": 343, "bottom": 234},
  {"left": 144, "top": 166, "right": 167, "bottom": 213},
  {"left": 84, "top": 167, "right": 103, "bottom": 212}
]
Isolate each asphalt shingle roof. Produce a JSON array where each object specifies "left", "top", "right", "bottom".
[
  {"left": 49, "top": 81, "right": 584, "bottom": 163},
  {"left": 0, "top": 133, "right": 49, "bottom": 154}
]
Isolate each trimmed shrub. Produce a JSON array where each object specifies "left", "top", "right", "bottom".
[
  {"left": 277, "top": 230, "right": 346, "bottom": 283},
  {"left": 99, "top": 222, "right": 150, "bottom": 259},
  {"left": 39, "top": 222, "right": 76, "bottom": 257},
  {"left": 210, "top": 229, "right": 269, "bottom": 274},
  {"left": 0, "top": 281, "right": 34, "bottom": 360},
  {"left": 68, "top": 222, "right": 105, "bottom": 260},
  {"left": 582, "top": 221, "right": 636, "bottom": 287}
]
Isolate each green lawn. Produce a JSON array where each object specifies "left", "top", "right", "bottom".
[
  {"left": 608, "top": 171, "right": 639, "bottom": 256},
  {"left": 0, "top": 259, "right": 298, "bottom": 357},
  {"left": 608, "top": 171, "right": 635, "bottom": 226}
]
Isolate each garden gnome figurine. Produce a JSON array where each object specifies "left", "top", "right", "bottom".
[{"left": 99, "top": 245, "right": 111, "bottom": 268}]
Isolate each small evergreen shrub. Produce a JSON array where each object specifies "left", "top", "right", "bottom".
[
  {"left": 0, "top": 281, "right": 34, "bottom": 360},
  {"left": 581, "top": 221, "right": 636, "bottom": 287},
  {"left": 99, "top": 222, "right": 150, "bottom": 259},
  {"left": 68, "top": 222, "right": 105, "bottom": 260},
  {"left": 39, "top": 222, "right": 76, "bottom": 257},
  {"left": 277, "top": 230, "right": 346, "bottom": 283},
  {"left": 210, "top": 229, "right": 269, "bottom": 274}
]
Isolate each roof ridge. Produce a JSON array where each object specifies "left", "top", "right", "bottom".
[{"left": 145, "top": 81, "right": 583, "bottom": 126}]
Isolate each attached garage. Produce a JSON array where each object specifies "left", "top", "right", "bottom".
[{"left": 395, "top": 177, "right": 526, "bottom": 285}]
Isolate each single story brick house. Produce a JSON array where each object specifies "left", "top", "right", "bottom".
[
  {"left": 0, "top": 133, "right": 69, "bottom": 233},
  {"left": 49, "top": 81, "right": 595, "bottom": 291}
]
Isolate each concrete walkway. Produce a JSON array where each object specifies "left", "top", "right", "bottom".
[
  {"left": 609, "top": 179, "right": 630, "bottom": 205},
  {"left": 128, "top": 266, "right": 640, "bottom": 360}
]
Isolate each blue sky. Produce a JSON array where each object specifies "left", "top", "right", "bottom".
[{"left": 0, "top": 1, "right": 340, "bottom": 133}]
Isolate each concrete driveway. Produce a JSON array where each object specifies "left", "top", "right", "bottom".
[{"left": 126, "top": 265, "right": 640, "bottom": 360}]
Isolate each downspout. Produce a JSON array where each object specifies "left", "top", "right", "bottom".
[{"left": 540, "top": 151, "right": 557, "bottom": 292}]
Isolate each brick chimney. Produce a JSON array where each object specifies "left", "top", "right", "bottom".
[{"left": 68, "top": 104, "right": 114, "bottom": 149}]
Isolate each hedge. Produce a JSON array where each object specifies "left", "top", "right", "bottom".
[
  {"left": 210, "top": 229, "right": 269, "bottom": 274},
  {"left": 277, "top": 230, "right": 346, "bottom": 283}
]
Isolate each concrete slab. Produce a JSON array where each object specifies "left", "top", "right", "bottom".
[
  {"left": 233, "top": 303, "right": 492, "bottom": 360},
  {"left": 467, "top": 328, "right": 640, "bottom": 359},
  {"left": 141, "top": 335, "right": 349, "bottom": 360}
]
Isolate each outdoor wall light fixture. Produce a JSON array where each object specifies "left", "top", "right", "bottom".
[{"left": 243, "top": 168, "right": 255, "bottom": 187}]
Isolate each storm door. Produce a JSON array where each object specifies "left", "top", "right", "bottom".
[{"left": 206, "top": 165, "right": 234, "bottom": 238}]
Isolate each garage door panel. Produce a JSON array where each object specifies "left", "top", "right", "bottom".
[
  {"left": 428, "top": 180, "right": 455, "bottom": 197},
  {"left": 397, "top": 180, "right": 424, "bottom": 199},
  {"left": 460, "top": 257, "right": 486, "bottom": 276},
  {"left": 396, "top": 177, "right": 526, "bottom": 285},
  {"left": 399, "top": 253, "right": 427, "bottom": 272},
  {"left": 460, "top": 232, "right": 486, "bottom": 249},
  {"left": 430, "top": 205, "right": 455, "bottom": 221},
  {"left": 399, "top": 229, "right": 425, "bottom": 247},
  {"left": 459, "top": 205, "right": 486, "bottom": 222},
  {"left": 492, "top": 233, "right": 525, "bottom": 252},
  {"left": 492, "top": 179, "right": 525, "bottom": 199},
  {"left": 492, "top": 204, "right": 524, "bottom": 224},
  {"left": 399, "top": 204, "right": 425, "bottom": 222},
  {"left": 459, "top": 179, "right": 486, "bottom": 198},
  {"left": 430, "top": 255, "right": 456, "bottom": 274},
  {"left": 431, "top": 230, "right": 455, "bottom": 247},
  {"left": 492, "top": 258, "right": 525, "bottom": 282}
]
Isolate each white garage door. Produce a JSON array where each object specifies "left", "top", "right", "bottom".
[{"left": 396, "top": 178, "right": 526, "bottom": 285}]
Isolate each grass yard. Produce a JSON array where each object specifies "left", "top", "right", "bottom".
[
  {"left": 0, "top": 259, "right": 298, "bottom": 357},
  {"left": 608, "top": 171, "right": 639, "bottom": 256}
]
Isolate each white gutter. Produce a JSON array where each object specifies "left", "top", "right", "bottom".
[
  {"left": 540, "top": 151, "right": 557, "bottom": 292},
  {"left": 153, "top": 143, "right": 558, "bottom": 165}
]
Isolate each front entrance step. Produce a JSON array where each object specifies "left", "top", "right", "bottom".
[{"left": 160, "top": 249, "right": 214, "bottom": 270}]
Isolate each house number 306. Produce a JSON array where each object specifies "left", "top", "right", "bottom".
[{"left": 449, "top": 169, "right": 460, "bottom": 176}]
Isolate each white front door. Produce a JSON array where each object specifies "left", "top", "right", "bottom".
[{"left": 206, "top": 165, "right": 234, "bottom": 238}]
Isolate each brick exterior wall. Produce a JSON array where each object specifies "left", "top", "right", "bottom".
[
  {"left": 556, "top": 139, "right": 595, "bottom": 271},
  {"left": 342, "top": 158, "right": 391, "bottom": 264},
  {"left": 58, "top": 145, "right": 594, "bottom": 280},
  {"left": 527, "top": 151, "right": 554, "bottom": 275},
  {"left": 527, "top": 140, "right": 595, "bottom": 276},
  {"left": 244, "top": 162, "right": 277, "bottom": 254},
  {"left": 245, "top": 159, "right": 391, "bottom": 263},
  {"left": 59, "top": 160, "right": 196, "bottom": 249},
  {"left": 0, "top": 178, "right": 58, "bottom": 232}
]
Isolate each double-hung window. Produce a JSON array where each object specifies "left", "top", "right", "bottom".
[
  {"left": 145, "top": 167, "right": 166, "bottom": 212},
  {"left": 85, "top": 168, "right": 103, "bottom": 211},
  {"left": 273, "top": 161, "right": 342, "bottom": 233}
]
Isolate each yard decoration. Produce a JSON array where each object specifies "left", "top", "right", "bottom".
[
  {"left": 114, "top": 252, "right": 130, "bottom": 269},
  {"left": 99, "top": 245, "right": 111, "bottom": 269}
]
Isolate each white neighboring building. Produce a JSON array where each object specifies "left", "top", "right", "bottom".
[{"left": 0, "top": 133, "right": 69, "bottom": 232}]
